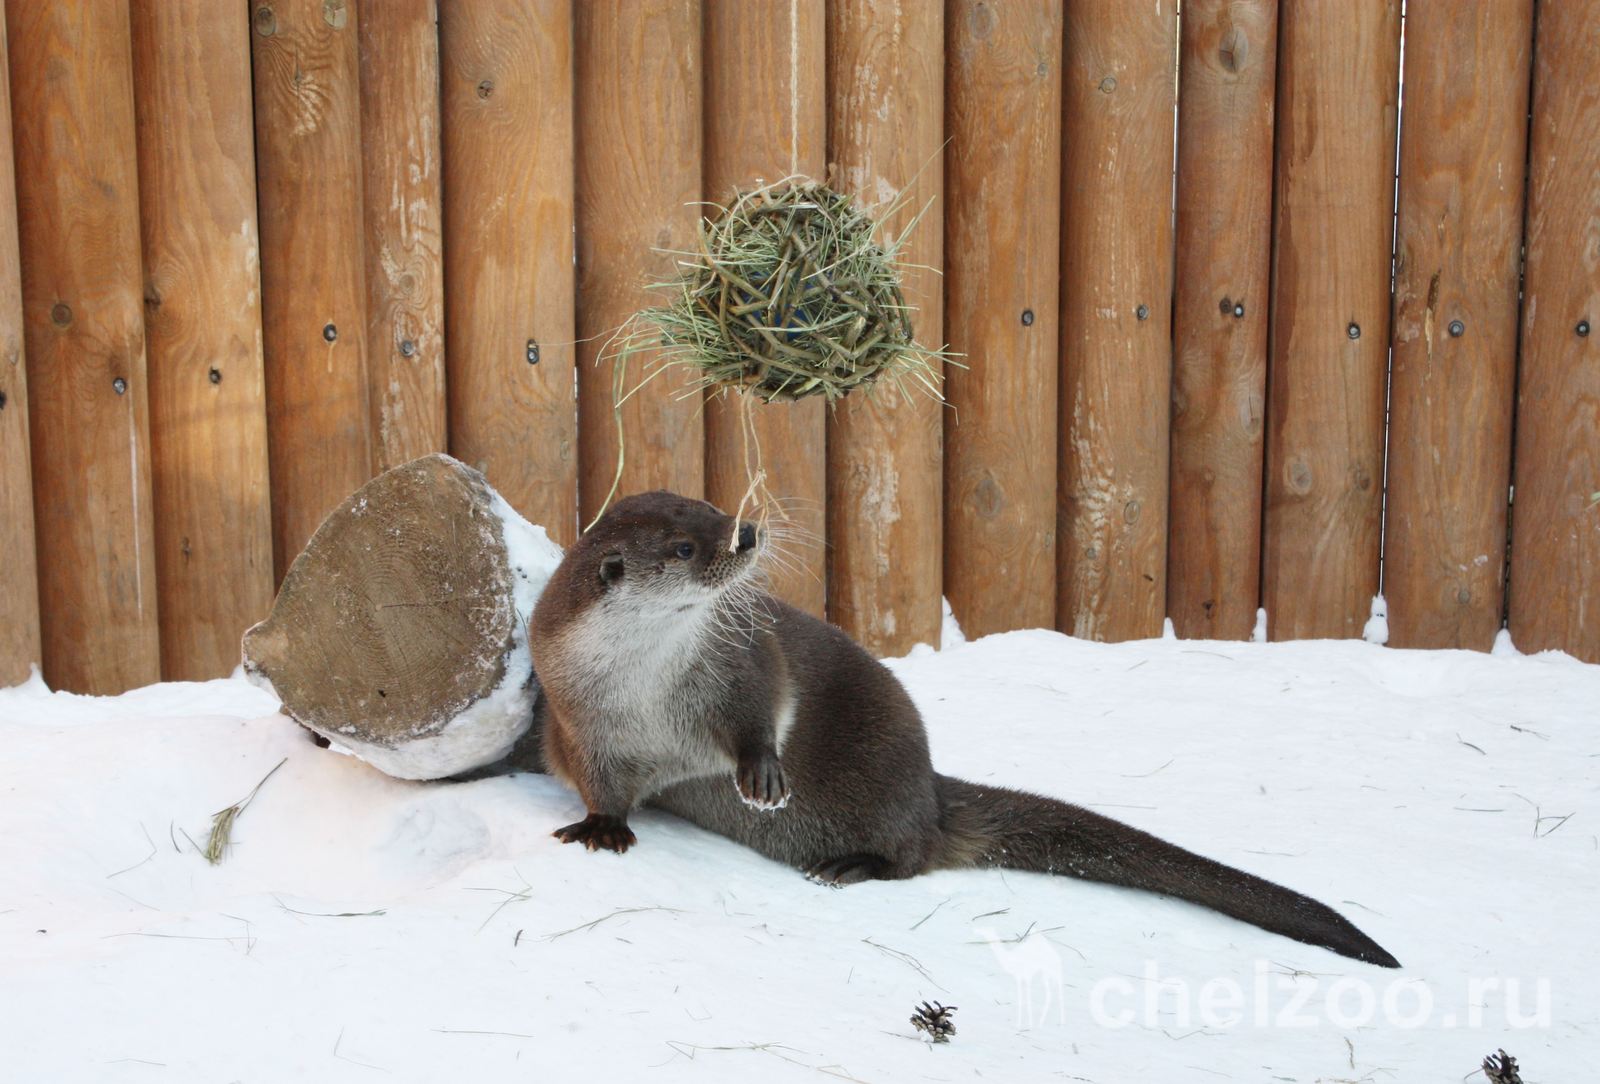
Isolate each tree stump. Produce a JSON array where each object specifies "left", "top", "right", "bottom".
[{"left": 242, "top": 453, "right": 562, "bottom": 779}]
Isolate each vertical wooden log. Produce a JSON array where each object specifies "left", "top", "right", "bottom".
[
  {"left": 8, "top": 0, "right": 160, "bottom": 693},
  {"left": 825, "top": 0, "right": 944, "bottom": 655},
  {"left": 251, "top": 0, "right": 373, "bottom": 579},
  {"left": 440, "top": 1, "right": 577, "bottom": 544},
  {"left": 574, "top": 1, "right": 703, "bottom": 525},
  {"left": 1386, "top": 2, "right": 1533, "bottom": 652},
  {"left": 0, "top": 0, "right": 42, "bottom": 686},
  {"left": 1262, "top": 0, "right": 1400, "bottom": 640},
  {"left": 1510, "top": 0, "right": 1600, "bottom": 663},
  {"left": 131, "top": 0, "right": 274, "bottom": 681},
  {"left": 357, "top": 0, "right": 448, "bottom": 471},
  {"left": 1059, "top": 0, "right": 1177, "bottom": 643},
  {"left": 944, "top": 0, "right": 1061, "bottom": 639},
  {"left": 1168, "top": 0, "right": 1278, "bottom": 641},
  {"left": 702, "top": 0, "right": 828, "bottom": 615}
]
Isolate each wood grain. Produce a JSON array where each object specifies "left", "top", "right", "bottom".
[
  {"left": 0, "top": 0, "right": 42, "bottom": 686},
  {"left": 358, "top": 0, "right": 447, "bottom": 471},
  {"left": 8, "top": 0, "right": 161, "bottom": 693},
  {"left": 1059, "top": 0, "right": 1177, "bottom": 643},
  {"left": 241, "top": 455, "right": 519, "bottom": 758},
  {"left": 1509, "top": 0, "right": 1600, "bottom": 662},
  {"left": 131, "top": 0, "right": 275, "bottom": 681},
  {"left": 1263, "top": 0, "right": 1400, "bottom": 640},
  {"left": 1385, "top": 1, "right": 1532, "bottom": 651},
  {"left": 702, "top": 0, "right": 828, "bottom": 616},
  {"left": 1168, "top": 0, "right": 1278, "bottom": 641},
  {"left": 574, "top": 1, "right": 703, "bottom": 525},
  {"left": 251, "top": 0, "right": 373, "bottom": 579},
  {"left": 943, "top": 0, "right": 1061, "bottom": 639},
  {"left": 440, "top": 0, "right": 577, "bottom": 544},
  {"left": 825, "top": 0, "right": 944, "bottom": 655}
]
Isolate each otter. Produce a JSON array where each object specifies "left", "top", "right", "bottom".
[
  {"left": 525, "top": 490, "right": 1399, "bottom": 968},
  {"left": 529, "top": 491, "right": 791, "bottom": 852}
]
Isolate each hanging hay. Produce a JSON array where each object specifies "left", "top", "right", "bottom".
[
  {"left": 588, "top": 176, "right": 948, "bottom": 531},
  {"left": 628, "top": 177, "right": 945, "bottom": 405}
]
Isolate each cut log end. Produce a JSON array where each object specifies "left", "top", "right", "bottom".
[{"left": 242, "top": 453, "right": 562, "bottom": 779}]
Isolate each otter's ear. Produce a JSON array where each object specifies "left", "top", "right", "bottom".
[{"left": 598, "top": 553, "right": 625, "bottom": 586}]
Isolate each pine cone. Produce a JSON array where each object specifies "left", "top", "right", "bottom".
[
  {"left": 1482, "top": 1049, "right": 1522, "bottom": 1084},
  {"left": 910, "top": 1001, "right": 958, "bottom": 1043}
]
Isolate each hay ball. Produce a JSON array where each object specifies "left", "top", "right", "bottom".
[{"left": 650, "top": 179, "right": 939, "bottom": 403}]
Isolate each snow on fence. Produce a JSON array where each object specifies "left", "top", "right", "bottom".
[{"left": 0, "top": 0, "right": 1595, "bottom": 694}]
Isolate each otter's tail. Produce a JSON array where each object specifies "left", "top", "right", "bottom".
[{"left": 932, "top": 774, "right": 1399, "bottom": 968}]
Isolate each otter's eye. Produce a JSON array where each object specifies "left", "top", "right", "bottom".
[{"left": 673, "top": 542, "right": 695, "bottom": 560}]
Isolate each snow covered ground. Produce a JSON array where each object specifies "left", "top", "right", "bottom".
[{"left": 2, "top": 628, "right": 1595, "bottom": 1082}]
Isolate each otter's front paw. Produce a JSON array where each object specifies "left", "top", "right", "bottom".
[
  {"left": 736, "top": 750, "right": 790, "bottom": 811},
  {"left": 553, "top": 813, "right": 636, "bottom": 853}
]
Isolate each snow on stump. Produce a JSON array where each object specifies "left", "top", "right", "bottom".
[{"left": 241, "top": 454, "right": 562, "bottom": 780}]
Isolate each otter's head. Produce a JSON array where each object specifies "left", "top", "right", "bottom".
[{"left": 573, "top": 490, "right": 763, "bottom": 618}]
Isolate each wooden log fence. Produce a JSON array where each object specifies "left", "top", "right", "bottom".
[
  {"left": 1385, "top": 1, "right": 1532, "bottom": 652},
  {"left": 10, "top": 0, "right": 161, "bottom": 695},
  {"left": 250, "top": 0, "right": 373, "bottom": 580},
  {"left": 439, "top": 0, "right": 577, "bottom": 547},
  {"left": 574, "top": 0, "right": 704, "bottom": 525},
  {"left": 1262, "top": 0, "right": 1401, "bottom": 642},
  {"left": 3, "top": 0, "right": 1598, "bottom": 693},
  {"left": 701, "top": 0, "right": 828, "bottom": 616},
  {"left": 357, "top": 0, "right": 448, "bottom": 473},
  {"left": 131, "top": 0, "right": 275, "bottom": 683},
  {"left": 1168, "top": 0, "right": 1278, "bottom": 643},
  {"left": 1058, "top": 0, "right": 1177, "bottom": 643},
  {"left": 826, "top": 0, "right": 944, "bottom": 654},
  {"left": 1510, "top": 0, "right": 1600, "bottom": 661},
  {"left": 943, "top": 0, "right": 1061, "bottom": 640},
  {"left": 0, "top": 0, "right": 40, "bottom": 688}
]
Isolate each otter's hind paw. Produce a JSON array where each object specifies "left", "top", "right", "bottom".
[
  {"left": 553, "top": 813, "right": 636, "bottom": 853},
  {"left": 804, "top": 854, "right": 888, "bottom": 886},
  {"left": 736, "top": 751, "right": 790, "bottom": 811}
]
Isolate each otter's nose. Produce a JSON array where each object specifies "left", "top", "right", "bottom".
[{"left": 736, "top": 523, "right": 758, "bottom": 552}]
